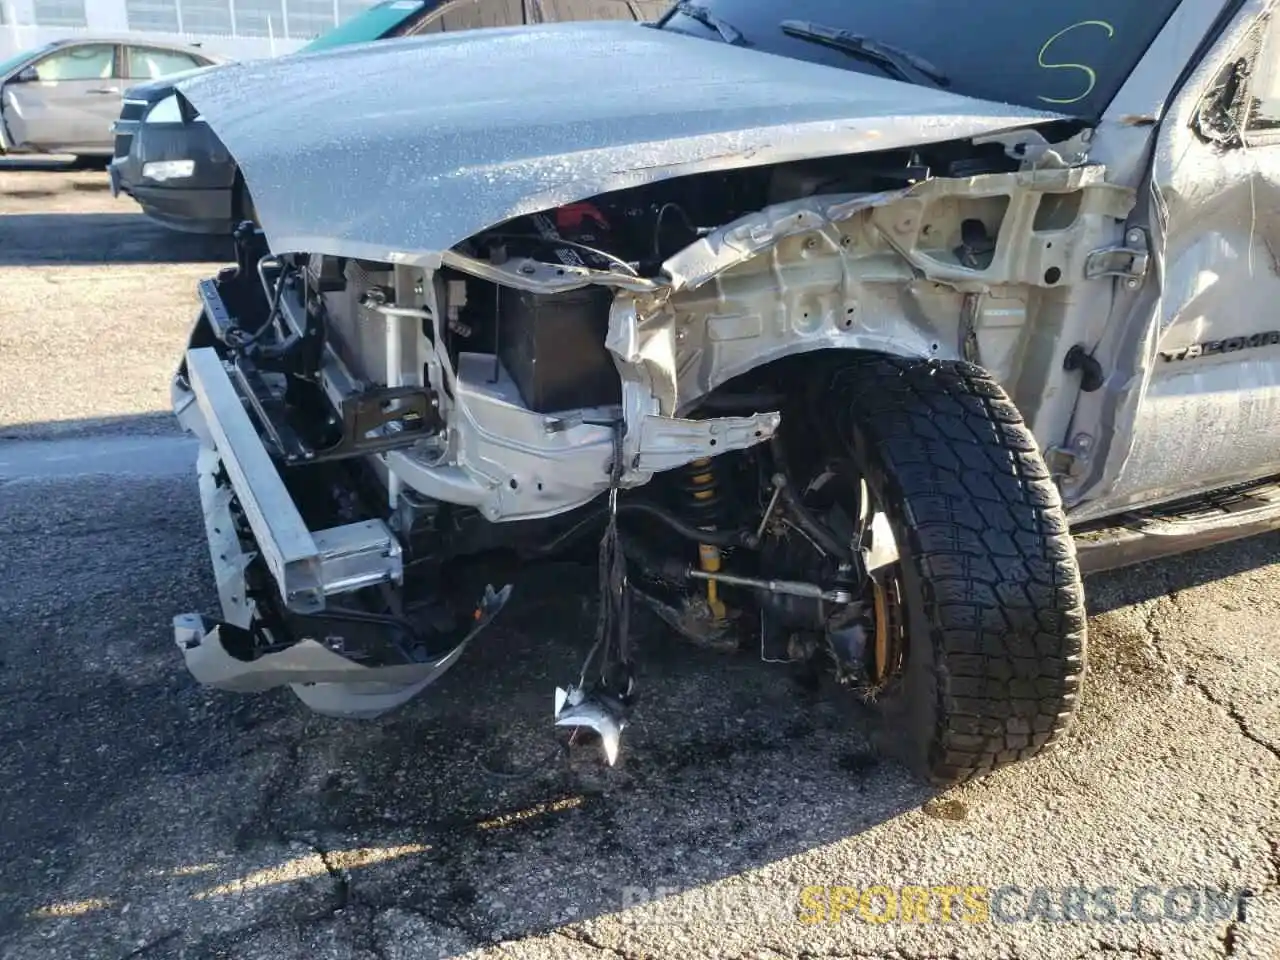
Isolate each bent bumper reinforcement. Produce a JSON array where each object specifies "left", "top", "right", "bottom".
[
  {"left": 174, "top": 348, "right": 513, "bottom": 710},
  {"left": 184, "top": 346, "right": 403, "bottom": 614}
]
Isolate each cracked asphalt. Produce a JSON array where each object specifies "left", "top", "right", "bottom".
[{"left": 1, "top": 162, "right": 1279, "bottom": 960}]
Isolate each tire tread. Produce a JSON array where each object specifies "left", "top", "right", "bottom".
[{"left": 827, "top": 355, "right": 1087, "bottom": 785}]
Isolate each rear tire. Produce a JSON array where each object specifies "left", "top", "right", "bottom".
[{"left": 820, "top": 355, "right": 1087, "bottom": 785}]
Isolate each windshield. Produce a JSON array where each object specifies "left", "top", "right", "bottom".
[
  {"left": 300, "top": 0, "right": 429, "bottom": 51},
  {"left": 658, "top": 0, "right": 1182, "bottom": 117},
  {"left": 0, "top": 43, "right": 56, "bottom": 78}
]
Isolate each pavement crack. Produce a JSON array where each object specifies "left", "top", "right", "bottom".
[
  {"left": 1218, "top": 844, "right": 1280, "bottom": 958},
  {"left": 757, "top": 949, "right": 885, "bottom": 960},
  {"left": 118, "top": 930, "right": 180, "bottom": 959},
  {"left": 792, "top": 951, "right": 959, "bottom": 960},
  {"left": 312, "top": 841, "right": 352, "bottom": 910},
  {"left": 1141, "top": 601, "right": 1175, "bottom": 671},
  {"left": 1069, "top": 947, "right": 1165, "bottom": 960},
  {"left": 728, "top": 944, "right": 792, "bottom": 960},
  {"left": 1222, "top": 916, "right": 1241, "bottom": 957},
  {"left": 1198, "top": 685, "right": 1280, "bottom": 763},
  {"left": 553, "top": 928, "right": 644, "bottom": 959},
  {"left": 234, "top": 737, "right": 303, "bottom": 849},
  {"left": 1089, "top": 943, "right": 1165, "bottom": 958},
  {"left": 1143, "top": 599, "right": 1280, "bottom": 764}
]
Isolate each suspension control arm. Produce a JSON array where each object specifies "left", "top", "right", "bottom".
[{"left": 684, "top": 568, "right": 853, "bottom": 604}]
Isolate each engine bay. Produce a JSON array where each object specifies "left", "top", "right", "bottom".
[
  {"left": 331, "top": 139, "right": 1026, "bottom": 417},
  {"left": 180, "top": 126, "right": 1111, "bottom": 545}
]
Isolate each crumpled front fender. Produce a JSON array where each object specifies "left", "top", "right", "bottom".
[{"left": 602, "top": 163, "right": 1133, "bottom": 424}]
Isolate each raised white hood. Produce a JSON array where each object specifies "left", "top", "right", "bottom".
[{"left": 176, "top": 20, "right": 1062, "bottom": 262}]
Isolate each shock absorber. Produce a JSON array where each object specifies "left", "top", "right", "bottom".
[{"left": 681, "top": 457, "right": 727, "bottom": 620}]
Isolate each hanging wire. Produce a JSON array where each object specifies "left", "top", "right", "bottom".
[{"left": 575, "top": 421, "right": 632, "bottom": 696}]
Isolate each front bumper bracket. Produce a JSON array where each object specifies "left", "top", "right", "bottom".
[{"left": 184, "top": 345, "right": 402, "bottom": 614}]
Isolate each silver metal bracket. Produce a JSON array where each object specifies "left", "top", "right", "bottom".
[
  {"left": 554, "top": 685, "right": 627, "bottom": 766},
  {"left": 629, "top": 410, "right": 781, "bottom": 476},
  {"left": 1085, "top": 228, "right": 1150, "bottom": 287},
  {"left": 1045, "top": 433, "right": 1095, "bottom": 482}
]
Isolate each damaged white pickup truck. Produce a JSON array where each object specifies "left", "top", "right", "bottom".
[{"left": 168, "top": 0, "right": 1280, "bottom": 784}]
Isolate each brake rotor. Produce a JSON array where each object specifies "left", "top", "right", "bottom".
[{"left": 869, "top": 572, "right": 905, "bottom": 684}]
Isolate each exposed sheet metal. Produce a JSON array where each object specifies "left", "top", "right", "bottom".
[
  {"left": 1064, "top": 0, "right": 1280, "bottom": 520},
  {"left": 172, "top": 584, "right": 512, "bottom": 718},
  {"left": 176, "top": 20, "right": 1062, "bottom": 261},
  {"left": 620, "top": 169, "right": 1135, "bottom": 437}
]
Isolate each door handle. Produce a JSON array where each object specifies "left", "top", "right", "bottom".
[{"left": 88, "top": 87, "right": 119, "bottom": 95}]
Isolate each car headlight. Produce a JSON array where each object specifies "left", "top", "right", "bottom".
[
  {"left": 143, "top": 159, "right": 196, "bottom": 181},
  {"left": 144, "top": 94, "right": 184, "bottom": 124}
]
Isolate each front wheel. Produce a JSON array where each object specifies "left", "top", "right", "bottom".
[{"left": 816, "top": 356, "right": 1087, "bottom": 785}]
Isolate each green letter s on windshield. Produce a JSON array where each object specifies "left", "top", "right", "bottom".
[{"left": 1037, "top": 19, "right": 1115, "bottom": 105}]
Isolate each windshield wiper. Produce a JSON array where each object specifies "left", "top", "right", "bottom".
[
  {"left": 780, "top": 20, "right": 949, "bottom": 88},
  {"left": 671, "top": 1, "right": 746, "bottom": 45}
]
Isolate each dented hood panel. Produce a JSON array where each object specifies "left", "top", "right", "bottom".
[{"left": 177, "top": 20, "right": 1062, "bottom": 261}]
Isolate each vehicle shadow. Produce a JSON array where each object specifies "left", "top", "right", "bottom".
[
  {"left": 0, "top": 212, "right": 230, "bottom": 265},
  {"left": 0, "top": 414, "right": 938, "bottom": 955},
  {"left": 1, "top": 188, "right": 58, "bottom": 200},
  {"left": 0, "top": 410, "right": 179, "bottom": 442},
  {"left": 0, "top": 155, "right": 80, "bottom": 172},
  {"left": 0, "top": 412, "right": 1273, "bottom": 957},
  {"left": 1085, "top": 530, "right": 1280, "bottom": 614}
]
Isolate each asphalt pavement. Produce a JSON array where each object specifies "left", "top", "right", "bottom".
[{"left": 1, "top": 161, "right": 1278, "bottom": 960}]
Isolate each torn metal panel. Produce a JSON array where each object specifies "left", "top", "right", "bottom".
[
  {"left": 172, "top": 584, "right": 511, "bottom": 718},
  {"left": 175, "top": 20, "right": 1062, "bottom": 262},
  {"left": 660, "top": 189, "right": 911, "bottom": 292},
  {"left": 631, "top": 410, "right": 781, "bottom": 473},
  {"left": 197, "top": 446, "right": 255, "bottom": 631},
  {"left": 607, "top": 168, "right": 1136, "bottom": 439},
  {"left": 186, "top": 347, "right": 408, "bottom": 605},
  {"left": 554, "top": 685, "right": 626, "bottom": 765},
  {"left": 186, "top": 346, "right": 324, "bottom": 612},
  {"left": 174, "top": 620, "right": 448, "bottom": 693}
]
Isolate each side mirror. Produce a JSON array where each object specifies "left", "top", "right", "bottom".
[
  {"left": 1193, "top": 58, "right": 1248, "bottom": 146},
  {"left": 13, "top": 65, "right": 38, "bottom": 83}
]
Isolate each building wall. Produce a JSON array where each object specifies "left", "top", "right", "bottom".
[{"left": 0, "top": 0, "right": 376, "bottom": 59}]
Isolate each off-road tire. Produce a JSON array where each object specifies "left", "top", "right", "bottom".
[{"left": 822, "top": 355, "right": 1087, "bottom": 785}]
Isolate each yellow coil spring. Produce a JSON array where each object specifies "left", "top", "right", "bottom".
[{"left": 685, "top": 457, "right": 726, "bottom": 620}]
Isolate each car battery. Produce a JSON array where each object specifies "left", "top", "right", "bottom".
[{"left": 497, "top": 284, "right": 621, "bottom": 414}]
